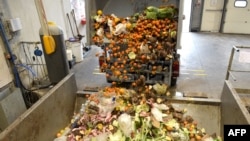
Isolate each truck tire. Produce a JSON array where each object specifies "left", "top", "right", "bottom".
[{"left": 171, "top": 77, "right": 177, "bottom": 86}]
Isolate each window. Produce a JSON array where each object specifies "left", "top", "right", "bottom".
[{"left": 234, "top": 0, "right": 247, "bottom": 8}]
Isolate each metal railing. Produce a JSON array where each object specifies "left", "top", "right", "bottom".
[{"left": 226, "top": 45, "right": 250, "bottom": 81}]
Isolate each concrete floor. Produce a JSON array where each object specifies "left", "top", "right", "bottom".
[{"left": 71, "top": 32, "right": 250, "bottom": 99}]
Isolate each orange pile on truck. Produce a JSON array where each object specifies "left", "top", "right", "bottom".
[{"left": 92, "top": 5, "right": 180, "bottom": 86}]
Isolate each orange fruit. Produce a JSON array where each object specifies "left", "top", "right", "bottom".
[
  {"left": 97, "top": 10, "right": 102, "bottom": 15},
  {"left": 56, "top": 132, "right": 61, "bottom": 138}
]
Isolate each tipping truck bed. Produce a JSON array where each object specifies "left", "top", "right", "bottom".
[
  {"left": 221, "top": 80, "right": 250, "bottom": 135},
  {"left": 86, "top": 0, "right": 182, "bottom": 86},
  {"left": 0, "top": 73, "right": 223, "bottom": 141},
  {"left": 0, "top": 74, "right": 77, "bottom": 141}
]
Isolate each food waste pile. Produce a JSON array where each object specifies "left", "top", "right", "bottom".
[
  {"left": 54, "top": 5, "right": 221, "bottom": 141},
  {"left": 92, "top": 5, "right": 179, "bottom": 84},
  {"left": 55, "top": 79, "right": 221, "bottom": 141}
]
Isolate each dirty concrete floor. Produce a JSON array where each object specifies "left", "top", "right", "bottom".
[{"left": 71, "top": 32, "right": 250, "bottom": 99}]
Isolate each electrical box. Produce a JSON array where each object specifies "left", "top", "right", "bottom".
[{"left": 8, "top": 18, "right": 22, "bottom": 32}]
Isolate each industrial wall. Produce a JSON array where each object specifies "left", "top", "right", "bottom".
[
  {"left": 190, "top": 0, "right": 250, "bottom": 33},
  {"left": 0, "top": 0, "right": 86, "bottom": 89},
  {"left": 0, "top": 0, "right": 71, "bottom": 42}
]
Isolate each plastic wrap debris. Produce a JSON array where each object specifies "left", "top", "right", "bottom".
[
  {"left": 140, "top": 43, "right": 151, "bottom": 53},
  {"left": 96, "top": 28, "right": 104, "bottom": 37},
  {"left": 114, "top": 23, "right": 127, "bottom": 35},
  {"left": 117, "top": 113, "right": 133, "bottom": 137},
  {"left": 151, "top": 107, "right": 163, "bottom": 122},
  {"left": 98, "top": 95, "right": 117, "bottom": 119}
]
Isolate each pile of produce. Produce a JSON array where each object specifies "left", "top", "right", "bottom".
[
  {"left": 92, "top": 5, "right": 179, "bottom": 84},
  {"left": 92, "top": 5, "right": 178, "bottom": 46},
  {"left": 55, "top": 77, "right": 221, "bottom": 141},
  {"left": 53, "top": 5, "right": 221, "bottom": 141}
]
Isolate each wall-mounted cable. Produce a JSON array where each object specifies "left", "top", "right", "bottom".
[{"left": 0, "top": 16, "right": 21, "bottom": 87}]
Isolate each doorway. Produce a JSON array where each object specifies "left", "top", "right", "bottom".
[
  {"left": 186, "top": 0, "right": 224, "bottom": 33},
  {"left": 200, "top": 0, "right": 224, "bottom": 32},
  {"left": 223, "top": 0, "right": 250, "bottom": 34},
  {"left": 189, "top": 0, "right": 203, "bottom": 32},
  {"left": 182, "top": 0, "right": 192, "bottom": 32}
]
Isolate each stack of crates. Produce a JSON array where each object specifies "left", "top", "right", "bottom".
[{"left": 103, "top": 43, "right": 173, "bottom": 85}]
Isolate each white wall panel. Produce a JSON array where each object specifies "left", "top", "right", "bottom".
[
  {"left": 0, "top": 43, "right": 12, "bottom": 88},
  {"left": 0, "top": 0, "right": 72, "bottom": 88},
  {"left": 0, "top": 0, "right": 71, "bottom": 42},
  {"left": 200, "top": 0, "right": 224, "bottom": 32},
  {"left": 223, "top": 0, "right": 250, "bottom": 34}
]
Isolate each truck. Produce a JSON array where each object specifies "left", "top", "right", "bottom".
[
  {"left": 0, "top": 72, "right": 249, "bottom": 141},
  {"left": 0, "top": 73, "right": 222, "bottom": 141},
  {"left": 86, "top": 0, "right": 183, "bottom": 86}
]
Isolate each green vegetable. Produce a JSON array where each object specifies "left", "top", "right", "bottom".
[
  {"left": 166, "top": 136, "right": 172, "bottom": 141},
  {"left": 146, "top": 6, "right": 158, "bottom": 12},
  {"left": 133, "top": 13, "right": 140, "bottom": 18},
  {"left": 140, "top": 118, "right": 149, "bottom": 141},
  {"left": 108, "top": 129, "right": 126, "bottom": 141},
  {"left": 153, "top": 83, "right": 168, "bottom": 95},
  {"left": 134, "top": 113, "right": 140, "bottom": 123},
  {"left": 146, "top": 11, "right": 157, "bottom": 20},
  {"left": 170, "top": 31, "right": 177, "bottom": 38},
  {"left": 171, "top": 129, "right": 189, "bottom": 141},
  {"left": 182, "top": 127, "right": 189, "bottom": 134},
  {"left": 87, "top": 122, "right": 93, "bottom": 128},
  {"left": 165, "top": 119, "right": 180, "bottom": 130},
  {"left": 157, "top": 7, "right": 175, "bottom": 19},
  {"left": 128, "top": 52, "right": 136, "bottom": 60},
  {"left": 112, "top": 120, "right": 119, "bottom": 127},
  {"left": 214, "top": 137, "right": 222, "bottom": 141},
  {"left": 145, "top": 6, "right": 159, "bottom": 20},
  {"left": 91, "top": 137, "right": 97, "bottom": 141},
  {"left": 135, "top": 103, "right": 149, "bottom": 113}
]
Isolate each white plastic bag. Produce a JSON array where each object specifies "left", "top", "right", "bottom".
[
  {"left": 118, "top": 113, "right": 133, "bottom": 137},
  {"left": 98, "top": 95, "right": 116, "bottom": 117},
  {"left": 151, "top": 107, "right": 163, "bottom": 122},
  {"left": 114, "top": 23, "right": 127, "bottom": 35}
]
